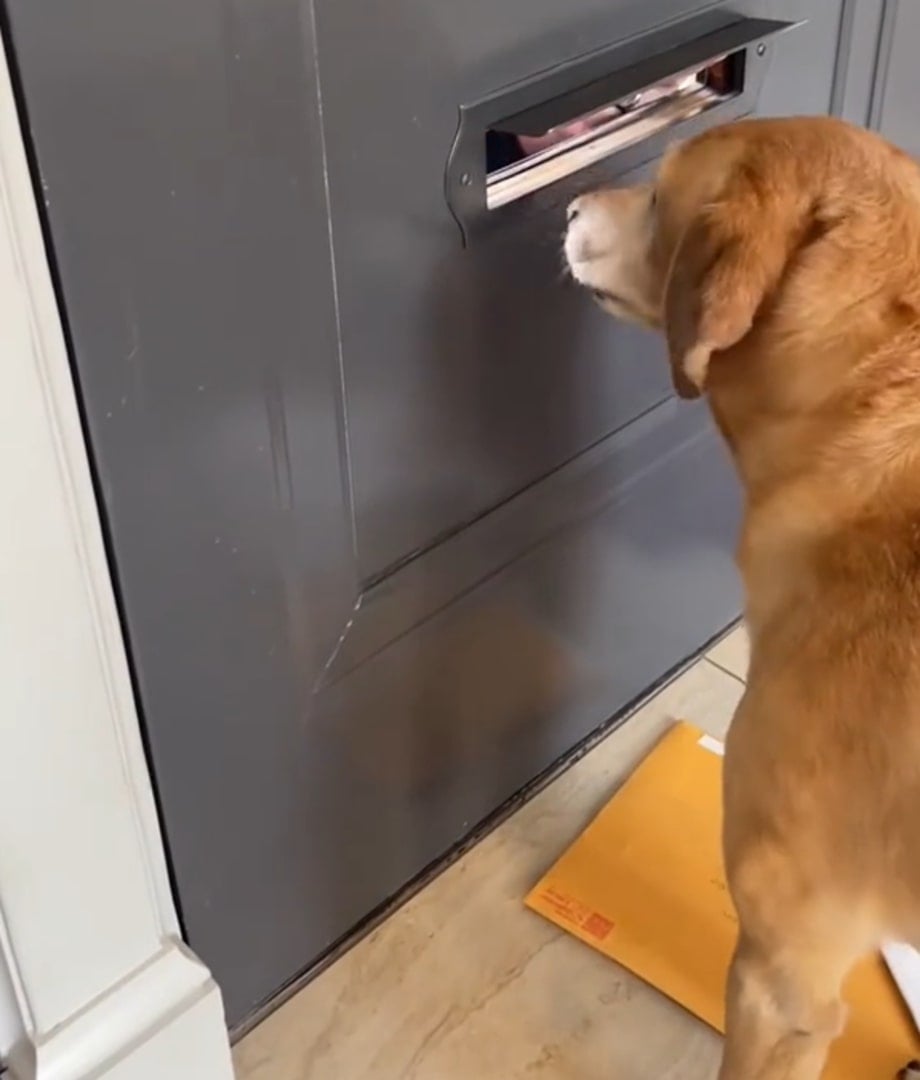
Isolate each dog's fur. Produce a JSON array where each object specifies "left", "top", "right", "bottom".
[{"left": 565, "top": 115, "right": 920, "bottom": 1078}]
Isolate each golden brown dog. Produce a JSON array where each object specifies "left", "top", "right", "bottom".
[{"left": 565, "top": 115, "right": 920, "bottom": 1079}]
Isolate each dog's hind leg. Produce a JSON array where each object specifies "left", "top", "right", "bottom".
[
  {"left": 718, "top": 930, "right": 854, "bottom": 1079},
  {"left": 717, "top": 853, "right": 874, "bottom": 1080}
]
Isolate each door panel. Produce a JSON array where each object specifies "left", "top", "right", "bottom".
[
  {"left": 867, "top": 0, "right": 920, "bottom": 157},
  {"left": 321, "top": 0, "right": 845, "bottom": 580},
  {"left": 832, "top": 0, "right": 885, "bottom": 127},
  {"left": 319, "top": 0, "right": 728, "bottom": 580},
  {"left": 3, "top": 0, "right": 843, "bottom": 1028},
  {"left": 292, "top": 397, "right": 741, "bottom": 993}
]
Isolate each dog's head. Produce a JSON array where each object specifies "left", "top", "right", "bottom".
[{"left": 564, "top": 117, "right": 918, "bottom": 401}]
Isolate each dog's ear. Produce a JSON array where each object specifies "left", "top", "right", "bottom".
[{"left": 663, "top": 167, "right": 811, "bottom": 398}]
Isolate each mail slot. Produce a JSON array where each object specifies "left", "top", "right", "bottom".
[
  {"left": 446, "top": 14, "right": 798, "bottom": 242},
  {"left": 485, "top": 57, "right": 741, "bottom": 211}
]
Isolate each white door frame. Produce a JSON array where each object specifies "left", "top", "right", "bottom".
[{"left": 0, "top": 28, "right": 235, "bottom": 1080}]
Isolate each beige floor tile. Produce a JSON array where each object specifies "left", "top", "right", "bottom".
[
  {"left": 233, "top": 659, "right": 744, "bottom": 1080},
  {"left": 706, "top": 624, "right": 749, "bottom": 682}
]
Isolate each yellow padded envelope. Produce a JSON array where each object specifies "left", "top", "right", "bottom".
[{"left": 525, "top": 722, "right": 919, "bottom": 1078}]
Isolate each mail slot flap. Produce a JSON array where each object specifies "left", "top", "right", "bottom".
[{"left": 498, "top": 17, "right": 794, "bottom": 137}]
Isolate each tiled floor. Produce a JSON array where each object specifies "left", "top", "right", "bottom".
[{"left": 233, "top": 627, "right": 749, "bottom": 1080}]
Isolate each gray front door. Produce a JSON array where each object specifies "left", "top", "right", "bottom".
[{"left": 2, "top": 0, "right": 847, "bottom": 1028}]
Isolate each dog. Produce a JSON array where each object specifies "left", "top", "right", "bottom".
[{"left": 564, "top": 115, "right": 920, "bottom": 1079}]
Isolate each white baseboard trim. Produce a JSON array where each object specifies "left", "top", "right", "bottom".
[{"left": 6, "top": 943, "right": 233, "bottom": 1080}]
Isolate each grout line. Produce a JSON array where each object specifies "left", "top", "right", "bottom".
[{"left": 702, "top": 655, "right": 747, "bottom": 687}]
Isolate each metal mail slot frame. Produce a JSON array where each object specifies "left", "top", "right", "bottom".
[{"left": 445, "top": 12, "right": 801, "bottom": 244}]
